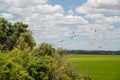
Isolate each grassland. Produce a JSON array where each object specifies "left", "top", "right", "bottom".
[{"left": 69, "top": 54, "right": 120, "bottom": 80}]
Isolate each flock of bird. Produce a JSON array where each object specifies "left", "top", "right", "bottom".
[
  {"left": 56, "top": 29, "right": 103, "bottom": 49},
  {"left": 23, "top": 25, "right": 103, "bottom": 49},
  {"left": 31, "top": 28, "right": 103, "bottom": 49}
]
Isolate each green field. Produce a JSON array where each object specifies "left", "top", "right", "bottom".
[{"left": 69, "top": 54, "right": 120, "bottom": 80}]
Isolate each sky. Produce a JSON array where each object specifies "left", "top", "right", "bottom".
[{"left": 0, "top": 0, "right": 120, "bottom": 51}]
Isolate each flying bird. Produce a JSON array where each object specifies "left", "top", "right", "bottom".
[{"left": 57, "top": 40, "right": 65, "bottom": 43}]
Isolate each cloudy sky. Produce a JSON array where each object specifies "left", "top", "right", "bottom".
[{"left": 0, "top": 0, "right": 120, "bottom": 50}]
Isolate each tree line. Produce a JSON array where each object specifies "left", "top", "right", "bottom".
[{"left": 68, "top": 50, "right": 120, "bottom": 55}]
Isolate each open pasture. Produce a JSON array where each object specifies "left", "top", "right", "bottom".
[{"left": 69, "top": 54, "right": 120, "bottom": 80}]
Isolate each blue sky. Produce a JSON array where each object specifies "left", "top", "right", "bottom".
[
  {"left": 0, "top": 0, "right": 120, "bottom": 50},
  {"left": 48, "top": 0, "right": 87, "bottom": 10}
]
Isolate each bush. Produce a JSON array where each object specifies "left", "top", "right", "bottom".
[
  {"left": 0, "top": 43, "right": 91, "bottom": 80},
  {"left": 26, "top": 56, "right": 55, "bottom": 80},
  {"left": 32, "top": 43, "right": 55, "bottom": 56},
  {"left": 0, "top": 53, "right": 33, "bottom": 80}
]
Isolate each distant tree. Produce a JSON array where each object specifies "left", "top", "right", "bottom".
[{"left": 0, "top": 17, "right": 36, "bottom": 51}]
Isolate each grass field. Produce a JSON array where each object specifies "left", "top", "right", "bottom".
[{"left": 69, "top": 54, "right": 120, "bottom": 80}]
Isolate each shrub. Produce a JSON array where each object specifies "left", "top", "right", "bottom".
[
  {"left": 31, "top": 43, "right": 55, "bottom": 56},
  {"left": 0, "top": 53, "right": 33, "bottom": 80}
]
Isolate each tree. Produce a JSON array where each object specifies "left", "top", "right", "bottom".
[
  {"left": 0, "top": 17, "right": 36, "bottom": 51},
  {"left": 32, "top": 43, "right": 55, "bottom": 56}
]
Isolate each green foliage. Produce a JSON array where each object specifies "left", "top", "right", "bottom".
[
  {"left": 0, "top": 53, "right": 33, "bottom": 80},
  {"left": 32, "top": 43, "right": 55, "bottom": 56},
  {"left": 56, "top": 48, "right": 67, "bottom": 56},
  {"left": 16, "top": 31, "right": 36, "bottom": 50},
  {"left": 53, "top": 49, "right": 81, "bottom": 80},
  {"left": 0, "top": 17, "right": 36, "bottom": 51},
  {"left": 0, "top": 49, "right": 55, "bottom": 80},
  {"left": 0, "top": 45, "right": 83, "bottom": 80},
  {"left": 27, "top": 56, "right": 55, "bottom": 80}
]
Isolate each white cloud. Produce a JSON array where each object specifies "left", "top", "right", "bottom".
[
  {"left": 54, "top": 15, "right": 88, "bottom": 26},
  {"left": 1, "top": 0, "right": 79, "bottom": 41},
  {"left": 0, "top": 0, "right": 47, "bottom": 8},
  {"left": 0, "top": 0, "right": 88, "bottom": 41},
  {"left": 30, "top": 5, "right": 64, "bottom": 14},
  {"left": 86, "top": 14, "right": 120, "bottom": 24},
  {"left": 23, "top": 13, "right": 88, "bottom": 40},
  {"left": 1, "top": 13, "right": 14, "bottom": 20},
  {"left": 76, "top": 0, "right": 120, "bottom": 14},
  {"left": 85, "top": 14, "right": 104, "bottom": 20},
  {"left": 75, "top": 24, "right": 120, "bottom": 50},
  {"left": 96, "top": 16, "right": 120, "bottom": 24},
  {"left": 76, "top": 24, "right": 115, "bottom": 42},
  {"left": 0, "top": 0, "right": 120, "bottom": 50},
  {"left": 7, "top": 4, "right": 64, "bottom": 18},
  {"left": 106, "top": 28, "right": 120, "bottom": 39}
]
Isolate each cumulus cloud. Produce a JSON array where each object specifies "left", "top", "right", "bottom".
[
  {"left": 85, "top": 14, "right": 104, "bottom": 20},
  {"left": 76, "top": 24, "right": 114, "bottom": 37},
  {"left": 0, "top": 0, "right": 120, "bottom": 50},
  {"left": 75, "top": 0, "right": 120, "bottom": 25},
  {"left": 54, "top": 15, "right": 88, "bottom": 26},
  {"left": 0, "top": 0, "right": 47, "bottom": 8},
  {"left": 32, "top": 5, "right": 64, "bottom": 14},
  {"left": 96, "top": 16, "right": 120, "bottom": 24},
  {"left": 0, "top": 0, "right": 88, "bottom": 41},
  {"left": 76, "top": 24, "right": 120, "bottom": 49},
  {"left": 106, "top": 28, "right": 120, "bottom": 39},
  {"left": 24, "top": 13, "right": 88, "bottom": 40},
  {"left": 7, "top": 4, "right": 64, "bottom": 18},
  {"left": 74, "top": 0, "right": 120, "bottom": 50},
  {"left": 76, "top": 0, "right": 120, "bottom": 14},
  {"left": 86, "top": 14, "right": 120, "bottom": 24}
]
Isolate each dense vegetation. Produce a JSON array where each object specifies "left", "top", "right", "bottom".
[
  {"left": 0, "top": 17, "right": 36, "bottom": 52},
  {"left": 0, "top": 17, "right": 89, "bottom": 80},
  {"left": 69, "top": 55, "right": 120, "bottom": 80}
]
